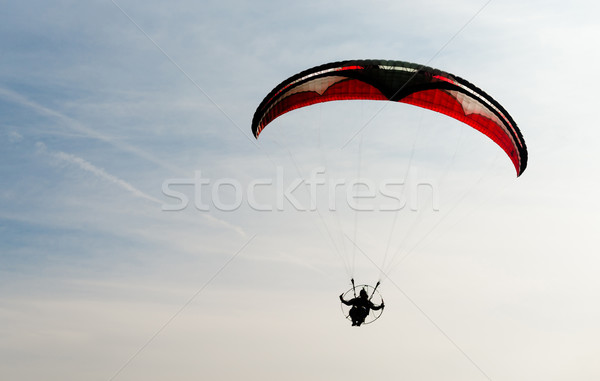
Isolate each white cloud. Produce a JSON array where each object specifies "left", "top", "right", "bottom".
[{"left": 6, "top": 130, "right": 23, "bottom": 143}]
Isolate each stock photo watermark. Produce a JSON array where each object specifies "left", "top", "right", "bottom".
[{"left": 161, "top": 167, "right": 439, "bottom": 212}]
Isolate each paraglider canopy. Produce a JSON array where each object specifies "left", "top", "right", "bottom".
[{"left": 252, "top": 59, "right": 527, "bottom": 176}]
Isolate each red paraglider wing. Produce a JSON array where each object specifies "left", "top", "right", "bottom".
[{"left": 251, "top": 60, "right": 527, "bottom": 176}]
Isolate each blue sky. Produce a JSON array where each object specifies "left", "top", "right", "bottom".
[{"left": 2, "top": 0, "right": 600, "bottom": 380}]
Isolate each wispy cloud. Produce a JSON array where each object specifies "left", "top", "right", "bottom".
[
  {"left": 36, "top": 142, "right": 162, "bottom": 204},
  {"left": 6, "top": 130, "right": 24, "bottom": 143},
  {"left": 202, "top": 213, "right": 247, "bottom": 238},
  {"left": 0, "top": 87, "right": 186, "bottom": 176},
  {"left": 34, "top": 142, "right": 249, "bottom": 238}
]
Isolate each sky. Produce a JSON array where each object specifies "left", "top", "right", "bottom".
[{"left": 1, "top": 0, "right": 600, "bottom": 380}]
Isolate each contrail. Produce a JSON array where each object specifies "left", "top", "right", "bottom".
[
  {"left": 0, "top": 87, "right": 186, "bottom": 176},
  {"left": 47, "top": 146, "right": 163, "bottom": 204},
  {"left": 2, "top": 87, "right": 249, "bottom": 237}
]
